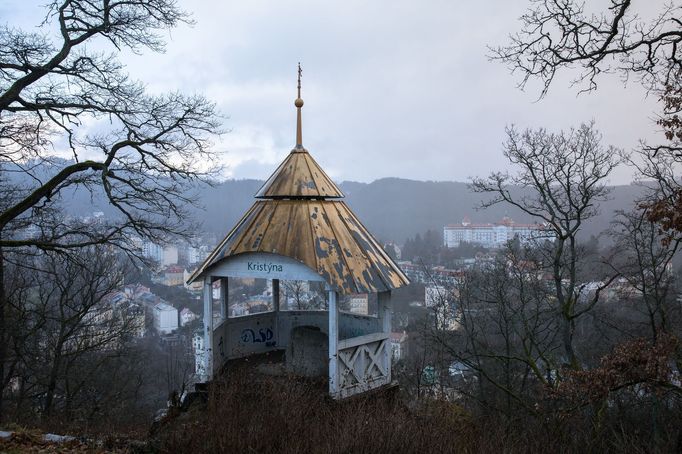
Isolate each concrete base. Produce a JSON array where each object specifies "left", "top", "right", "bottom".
[{"left": 285, "top": 326, "right": 328, "bottom": 378}]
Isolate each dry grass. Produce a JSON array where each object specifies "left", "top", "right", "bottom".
[
  {"left": 10, "top": 355, "right": 681, "bottom": 453},
  {"left": 151, "top": 363, "right": 682, "bottom": 454},
  {"left": 153, "top": 365, "right": 475, "bottom": 454}
]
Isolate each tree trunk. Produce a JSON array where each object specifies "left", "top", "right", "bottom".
[
  {"left": 561, "top": 316, "right": 578, "bottom": 369},
  {"left": 0, "top": 245, "right": 6, "bottom": 423},
  {"left": 43, "top": 341, "right": 64, "bottom": 417}
]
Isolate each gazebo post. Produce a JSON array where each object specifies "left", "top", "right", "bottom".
[
  {"left": 219, "top": 277, "right": 228, "bottom": 321},
  {"left": 203, "top": 277, "right": 214, "bottom": 381},
  {"left": 378, "top": 291, "right": 392, "bottom": 382},
  {"left": 272, "top": 279, "right": 280, "bottom": 346},
  {"left": 328, "top": 286, "right": 339, "bottom": 397}
]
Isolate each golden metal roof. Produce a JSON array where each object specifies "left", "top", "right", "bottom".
[
  {"left": 190, "top": 199, "right": 409, "bottom": 294},
  {"left": 255, "top": 148, "right": 344, "bottom": 199}
]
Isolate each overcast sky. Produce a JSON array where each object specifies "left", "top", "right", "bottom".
[{"left": 2, "top": 0, "right": 664, "bottom": 184}]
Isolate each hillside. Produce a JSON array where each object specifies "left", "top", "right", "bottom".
[
  {"left": 196, "top": 177, "right": 645, "bottom": 244},
  {"left": 13, "top": 160, "right": 646, "bottom": 245}
]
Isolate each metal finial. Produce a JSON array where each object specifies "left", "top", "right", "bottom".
[
  {"left": 295, "top": 63, "right": 304, "bottom": 148},
  {"left": 297, "top": 62, "right": 302, "bottom": 99}
]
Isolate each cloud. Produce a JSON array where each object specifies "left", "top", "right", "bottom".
[{"left": 3, "top": 0, "right": 665, "bottom": 184}]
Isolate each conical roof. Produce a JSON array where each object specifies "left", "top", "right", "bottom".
[
  {"left": 255, "top": 147, "right": 344, "bottom": 199},
  {"left": 189, "top": 199, "right": 409, "bottom": 294}
]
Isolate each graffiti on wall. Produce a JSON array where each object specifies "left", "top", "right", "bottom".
[{"left": 240, "top": 327, "right": 275, "bottom": 347}]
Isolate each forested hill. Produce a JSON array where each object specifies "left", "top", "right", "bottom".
[
  {"left": 33, "top": 162, "right": 643, "bottom": 245},
  {"left": 195, "top": 177, "right": 645, "bottom": 245}
]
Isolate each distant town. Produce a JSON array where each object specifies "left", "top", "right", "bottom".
[{"left": 54, "top": 211, "right": 656, "bottom": 399}]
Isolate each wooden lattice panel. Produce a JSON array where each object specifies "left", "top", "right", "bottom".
[{"left": 336, "top": 333, "right": 391, "bottom": 398}]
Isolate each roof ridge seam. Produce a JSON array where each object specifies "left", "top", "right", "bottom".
[
  {"left": 305, "top": 200, "right": 319, "bottom": 274},
  {"left": 301, "top": 151, "right": 320, "bottom": 199}
]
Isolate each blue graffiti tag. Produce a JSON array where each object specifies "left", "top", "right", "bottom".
[{"left": 240, "top": 327, "right": 274, "bottom": 344}]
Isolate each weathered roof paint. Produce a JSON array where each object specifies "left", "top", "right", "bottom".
[
  {"left": 255, "top": 147, "right": 344, "bottom": 199},
  {"left": 188, "top": 200, "right": 409, "bottom": 294}
]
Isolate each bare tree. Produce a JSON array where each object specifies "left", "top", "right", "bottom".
[
  {"left": 9, "top": 248, "right": 139, "bottom": 418},
  {"left": 630, "top": 83, "right": 682, "bottom": 237},
  {"left": 471, "top": 123, "right": 620, "bottom": 369},
  {"left": 441, "top": 247, "right": 557, "bottom": 417},
  {"left": 0, "top": 1, "right": 222, "bottom": 419},
  {"left": 490, "top": 0, "right": 682, "bottom": 97},
  {"left": 490, "top": 0, "right": 682, "bottom": 239},
  {"left": 163, "top": 341, "right": 195, "bottom": 404},
  {"left": 608, "top": 208, "right": 680, "bottom": 343},
  {"left": 282, "top": 280, "right": 308, "bottom": 310}
]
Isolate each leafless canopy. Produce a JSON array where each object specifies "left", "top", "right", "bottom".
[
  {"left": 471, "top": 123, "right": 621, "bottom": 368},
  {"left": 0, "top": 0, "right": 222, "bottom": 254},
  {"left": 490, "top": 0, "right": 682, "bottom": 96},
  {"left": 472, "top": 123, "right": 619, "bottom": 239},
  {"left": 0, "top": 0, "right": 221, "bottom": 422}
]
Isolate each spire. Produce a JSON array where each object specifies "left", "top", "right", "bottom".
[
  {"left": 254, "top": 63, "right": 344, "bottom": 199},
  {"left": 295, "top": 62, "right": 304, "bottom": 148}
]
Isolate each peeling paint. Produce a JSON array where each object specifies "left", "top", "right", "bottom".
[
  {"left": 193, "top": 200, "right": 409, "bottom": 294},
  {"left": 255, "top": 148, "right": 344, "bottom": 199}
]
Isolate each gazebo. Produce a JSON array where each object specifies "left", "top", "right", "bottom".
[{"left": 187, "top": 68, "right": 409, "bottom": 398}]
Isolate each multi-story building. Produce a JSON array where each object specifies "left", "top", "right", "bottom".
[
  {"left": 163, "top": 265, "right": 185, "bottom": 286},
  {"left": 187, "top": 245, "right": 209, "bottom": 265},
  {"left": 153, "top": 302, "right": 178, "bottom": 334},
  {"left": 390, "top": 331, "right": 408, "bottom": 361},
  {"left": 347, "top": 293, "right": 369, "bottom": 315},
  {"left": 444, "top": 216, "right": 554, "bottom": 248},
  {"left": 192, "top": 329, "right": 206, "bottom": 376},
  {"left": 162, "top": 245, "right": 179, "bottom": 266},
  {"left": 125, "top": 304, "right": 146, "bottom": 338},
  {"left": 142, "top": 240, "right": 164, "bottom": 263},
  {"left": 399, "top": 261, "right": 463, "bottom": 287},
  {"left": 425, "top": 285, "right": 448, "bottom": 307}
]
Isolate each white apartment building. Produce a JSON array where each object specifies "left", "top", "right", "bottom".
[
  {"left": 142, "top": 241, "right": 164, "bottom": 263},
  {"left": 390, "top": 331, "right": 408, "bottom": 361},
  {"left": 425, "top": 285, "right": 448, "bottom": 307},
  {"left": 153, "top": 302, "right": 178, "bottom": 334},
  {"left": 347, "top": 293, "right": 369, "bottom": 315},
  {"left": 187, "top": 245, "right": 209, "bottom": 265},
  {"left": 141, "top": 241, "right": 179, "bottom": 266},
  {"left": 444, "top": 216, "right": 553, "bottom": 248}
]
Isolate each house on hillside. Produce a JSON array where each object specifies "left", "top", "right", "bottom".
[{"left": 180, "top": 307, "right": 198, "bottom": 327}]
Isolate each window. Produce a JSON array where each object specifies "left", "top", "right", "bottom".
[
  {"left": 227, "top": 277, "right": 273, "bottom": 317},
  {"left": 338, "top": 293, "right": 378, "bottom": 317},
  {"left": 278, "top": 280, "right": 327, "bottom": 311}
]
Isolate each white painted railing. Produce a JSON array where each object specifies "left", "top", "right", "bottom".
[{"left": 335, "top": 332, "right": 391, "bottom": 398}]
